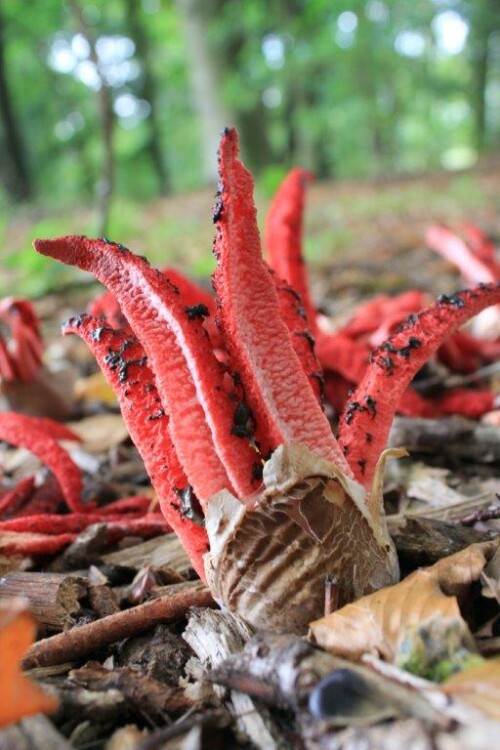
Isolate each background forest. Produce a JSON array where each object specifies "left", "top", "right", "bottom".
[{"left": 0, "top": 0, "right": 499, "bottom": 293}]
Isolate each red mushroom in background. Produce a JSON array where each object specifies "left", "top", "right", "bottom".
[
  {"left": 0, "top": 298, "right": 74, "bottom": 420},
  {"left": 426, "top": 222, "right": 500, "bottom": 341},
  {"left": 264, "top": 171, "right": 500, "bottom": 421},
  {"left": 0, "top": 412, "right": 167, "bottom": 555}
]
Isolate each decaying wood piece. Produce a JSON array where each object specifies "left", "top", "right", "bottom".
[
  {"left": 0, "top": 571, "right": 87, "bottom": 631},
  {"left": 48, "top": 524, "right": 108, "bottom": 573},
  {"left": 207, "top": 633, "right": 449, "bottom": 729},
  {"left": 68, "top": 661, "right": 193, "bottom": 720},
  {"left": 101, "top": 535, "right": 191, "bottom": 576},
  {"left": 23, "top": 580, "right": 213, "bottom": 668},
  {"left": 53, "top": 685, "right": 128, "bottom": 728},
  {"left": 204, "top": 444, "right": 399, "bottom": 633},
  {"left": 389, "top": 517, "right": 494, "bottom": 571},
  {"left": 182, "top": 608, "right": 285, "bottom": 750},
  {"left": 388, "top": 415, "right": 500, "bottom": 463},
  {"left": 87, "top": 582, "right": 120, "bottom": 618}
]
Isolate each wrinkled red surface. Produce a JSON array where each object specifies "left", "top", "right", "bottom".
[
  {"left": 272, "top": 272, "right": 324, "bottom": 402},
  {"left": 63, "top": 315, "right": 208, "bottom": 579},
  {"left": 265, "top": 167, "right": 317, "bottom": 333},
  {"left": 213, "top": 128, "right": 352, "bottom": 473},
  {"left": 35, "top": 236, "right": 259, "bottom": 502},
  {"left": 338, "top": 283, "right": 500, "bottom": 487}
]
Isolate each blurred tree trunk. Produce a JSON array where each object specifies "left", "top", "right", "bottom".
[
  {"left": 467, "top": 0, "right": 499, "bottom": 152},
  {"left": 175, "top": 0, "right": 233, "bottom": 183},
  {"left": 69, "top": 0, "right": 115, "bottom": 236},
  {"left": 0, "top": 6, "right": 32, "bottom": 201},
  {"left": 125, "top": 0, "right": 170, "bottom": 194}
]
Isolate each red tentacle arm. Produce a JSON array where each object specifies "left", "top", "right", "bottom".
[
  {"left": 63, "top": 315, "right": 208, "bottom": 579},
  {"left": 0, "top": 413, "right": 86, "bottom": 513},
  {"left": 264, "top": 168, "right": 317, "bottom": 333},
  {"left": 163, "top": 267, "right": 223, "bottom": 351},
  {"left": 34, "top": 236, "right": 259, "bottom": 502},
  {"left": 0, "top": 475, "right": 36, "bottom": 517},
  {"left": 338, "top": 283, "right": 500, "bottom": 487},
  {"left": 271, "top": 272, "right": 324, "bottom": 403},
  {"left": 0, "top": 299, "right": 44, "bottom": 383},
  {"left": 459, "top": 223, "right": 498, "bottom": 268},
  {"left": 213, "top": 128, "right": 351, "bottom": 474},
  {"left": 426, "top": 225, "right": 499, "bottom": 285},
  {"left": 0, "top": 337, "right": 16, "bottom": 381}
]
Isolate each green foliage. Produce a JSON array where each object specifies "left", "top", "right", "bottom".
[
  {"left": 1, "top": 0, "right": 498, "bottom": 209},
  {"left": 0, "top": 0, "right": 498, "bottom": 296}
]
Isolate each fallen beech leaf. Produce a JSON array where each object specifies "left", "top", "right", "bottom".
[
  {"left": 310, "top": 540, "right": 498, "bottom": 663},
  {"left": 0, "top": 599, "right": 58, "bottom": 727},
  {"left": 74, "top": 372, "right": 117, "bottom": 406},
  {"left": 443, "top": 658, "right": 500, "bottom": 720},
  {"left": 68, "top": 414, "right": 130, "bottom": 453}
]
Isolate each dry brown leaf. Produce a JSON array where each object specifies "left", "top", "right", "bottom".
[
  {"left": 0, "top": 599, "right": 58, "bottom": 727},
  {"left": 68, "top": 413, "right": 129, "bottom": 453},
  {"left": 74, "top": 372, "right": 117, "bottom": 406},
  {"left": 310, "top": 540, "right": 498, "bottom": 663},
  {"left": 442, "top": 658, "right": 500, "bottom": 720}
]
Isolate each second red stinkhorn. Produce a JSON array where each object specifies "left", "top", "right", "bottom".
[
  {"left": 265, "top": 171, "right": 499, "bottom": 420},
  {"left": 34, "top": 128, "right": 500, "bottom": 633},
  {"left": 0, "top": 412, "right": 168, "bottom": 556},
  {"left": 0, "top": 298, "right": 74, "bottom": 420}
]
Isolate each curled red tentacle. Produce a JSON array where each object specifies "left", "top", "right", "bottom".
[{"left": 0, "top": 412, "right": 86, "bottom": 513}]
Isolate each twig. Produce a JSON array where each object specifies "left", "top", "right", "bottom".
[
  {"left": 455, "top": 496, "right": 500, "bottom": 526},
  {"left": 324, "top": 574, "right": 339, "bottom": 616},
  {"left": 23, "top": 581, "right": 214, "bottom": 668}
]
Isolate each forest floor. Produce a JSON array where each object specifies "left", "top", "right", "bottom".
[
  {"left": 0, "top": 164, "right": 499, "bottom": 749},
  {"left": 2, "top": 159, "right": 500, "bottom": 299}
]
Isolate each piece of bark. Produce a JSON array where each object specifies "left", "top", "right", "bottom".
[
  {"left": 183, "top": 609, "right": 292, "bottom": 750},
  {"left": 55, "top": 686, "right": 128, "bottom": 727},
  {"left": 0, "top": 553, "right": 30, "bottom": 577},
  {"left": 388, "top": 416, "right": 500, "bottom": 463},
  {"left": 88, "top": 583, "right": 120, "bottom": 618},
  {"left": 49, "top": 524, "right": 109, "bottom": 572},
  {"left": 0, "top": 714, "right": 73, "bottom": 750},
  {"left": 69, "top": 661, "right": 192, "bottom": 720},
  {"left": 0, "top": 571, "right": 87, "bottom": 631},
  {"left": 208, "top": 633, "right": 448, "bottom": 729},
  {"left": 23, "top": 580, "right": 213, "bottom": 668},
  {"left": 388, "top": 516, "right": 494, "bottom": 572},
  {"left": 116, "top": 624, "right": 192, "bottom": 685},
  {"left": 101, "top": 535, "right": 191, "bottom": 576}
]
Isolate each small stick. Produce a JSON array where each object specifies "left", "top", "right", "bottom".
[
  {"left": 324, "top": 573, "right": 339, "bottom": 616},
  {"left": 455, "top": 497, "right": 500, "bottom": 527},
  {"left": 23, "top": 581, "right": 215, "bottom": 669}
]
